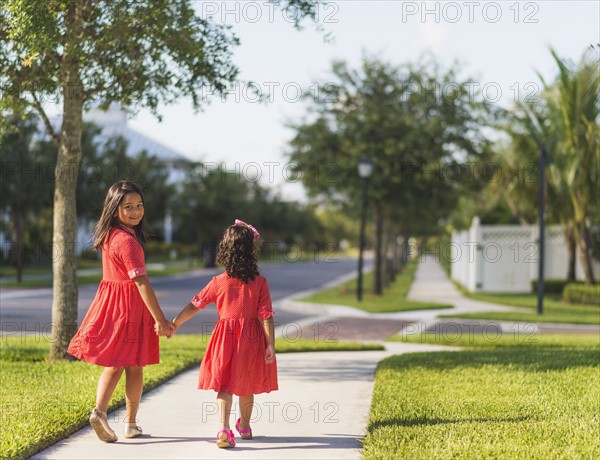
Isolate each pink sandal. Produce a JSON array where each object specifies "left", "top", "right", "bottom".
[
  {"left": 235, "top": 418, "right": 253, "bottom": 440},
  {"left": 216, "top": 429, "right": 235, "bottom": 448}
]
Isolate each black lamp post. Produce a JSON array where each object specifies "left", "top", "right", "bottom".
[
  {"left": 357, "top": 156, "right": 373, "bottom": 301},
  {"left": 537, "top": 143, "right": 547, "bottom": 315}
]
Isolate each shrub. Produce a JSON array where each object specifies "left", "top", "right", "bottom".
[
  {"left": 563, "top": 284, "right": 600, "bottom": 306},
  {"left": 531, "top": 279, "right": 579, "bottom": 295}
]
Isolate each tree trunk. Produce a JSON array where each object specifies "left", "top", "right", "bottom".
[
  {"left": 576, "top": 221, "right": 595, "bottom": 285},
  {"left": 380, "top": 218, "right": 388, "bottom": 288},
  {"left": 49, "top": 2, "right": 85, "bottom": 360},
  {"left": 9, "top": 208, "right": 24, "bottom": 283},
  {"left": 401, "top": 232, "right": 410, "bottom": 264},
  {"left": 372, "top": 204, "right": 384, "bottom": 295},
  {"left": 565, "top": 223, "right": 576, "bottom": 282},
  {"left": 384, "top": 226, "right": 395, "bottom": 284},
  {"left": 391, "top": 233, "right": 400, "bottom": 281}
]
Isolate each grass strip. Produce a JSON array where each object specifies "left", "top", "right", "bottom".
[
  {"left": 298, "top": 259, "right": 451, "bottom": 313},
  {"left": 363, "top": 337, "right": 600, "bottom": 459},
  {"left": 0, "top": 335, "right": 381, "bottom": 459}
]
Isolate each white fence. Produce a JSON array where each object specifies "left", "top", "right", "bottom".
[{"left": 451, "top": 217, "right": 600, "bottom": 293}]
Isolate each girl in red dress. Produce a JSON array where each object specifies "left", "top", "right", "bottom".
[
  {"left": 172, "top": 219, "right": 278, "bottom": 448},
  {"left": 68, "top": 181, "right": 174, "bottom": 443}
]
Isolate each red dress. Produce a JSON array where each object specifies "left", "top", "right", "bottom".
[
  {"left": 192, "top": 273, "right": 278, "bottom": 396},
  {"left": 67, "top": 227, "right": 159, "bottom": 367}
]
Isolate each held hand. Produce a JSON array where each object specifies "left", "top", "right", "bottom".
[
  {"left": 155, "top": 320, "right": 174, "bottom": 338},
  {"left": 167, "top": 321, "right": 177, "bottom": 339},
  {"left": 265, "top": 343, "right": 275, "bottom": 364}
]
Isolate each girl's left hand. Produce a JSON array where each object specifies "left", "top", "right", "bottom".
[
  {"left": 154, "top": 320, "right": 175, "bottom": 339},
  {"left": 265, "top": 343, "right": 275, "bottom": 364}
]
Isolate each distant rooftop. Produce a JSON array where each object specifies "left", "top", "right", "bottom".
[{"left": 45, "top": 103, "right": 191, "bottom": 164}]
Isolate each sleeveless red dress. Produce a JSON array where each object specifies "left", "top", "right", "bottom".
[
  {"left": 67, "top": 227, "right": 159, "bottom": 367},
  {"left": 192, "top": 273, "right": 278, "bottom": 396}
]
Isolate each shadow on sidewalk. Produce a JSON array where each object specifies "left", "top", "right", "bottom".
[
  {"left": 114, "top": 435, "right": 363, "bottom": 450},
  {"left": 115, "top": 436, "right": 205, "bottom": 445},
  {"left": 248, "top": 435, "right": 363, "bottom": 450}
]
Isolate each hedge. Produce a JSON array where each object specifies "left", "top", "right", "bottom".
[
  {"left": 563, "top": 283, "right": 600, "bottom": 306},
  {"left": 531, "top": 279, "right": 581, "bottom": 295}
]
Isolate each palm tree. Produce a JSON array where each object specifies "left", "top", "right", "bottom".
[
  {"left": 543, "top": 47, "right": 599, "bottom": 283},
  {"left": 500, "top": 47, "right": 599, "bottom": 283}
]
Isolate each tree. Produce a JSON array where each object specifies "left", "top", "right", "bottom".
[
  {"left": 171, "top": 162, "right": 325, "bottom": 264},
  {"left": 544, "top": 48, "right": 599, "bottom": 284},
  {"left": 0, "top": 112, "right": 54, "bottom": 282},
  {"left": 1, "top": 0, "right": 321, "bottom": 359},
  {"left": 500, "top": 47, "right": 599, "bottom": 283},
  {"left": 499, "top": 100, "right": 580, "bottom": 281},
  {"left": 288, "top": 56, "right": 492, "bottom": 294}
]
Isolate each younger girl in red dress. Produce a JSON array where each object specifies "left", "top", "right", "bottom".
[
  {"left": 172, "top": 219, "right": 278, "bottom": 448},
  {"left": 68, "top": 181, "right": 174, "bottom": 443}
]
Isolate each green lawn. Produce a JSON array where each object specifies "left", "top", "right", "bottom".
[
  {"left": 363, "top": 335, "right": 600, "bottom": 459},
  {"left": 441, "top": 290, "right": 600, "bottom": 325},
  {"left": 0, "top": 335, "right": 382, "bottom": 460},
  {"left": 298, "top": 259, "right": 451, "bottom": 313}
]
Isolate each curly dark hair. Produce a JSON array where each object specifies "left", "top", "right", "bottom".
[{"left": 216, "top": 224, "right": 260, "bottom": 283}]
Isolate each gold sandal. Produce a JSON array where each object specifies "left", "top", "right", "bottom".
[
  {"left": 89, "top": 408, "right": 118, "bottom": 443},
  {"left": 124, "top": 424, "right": 143, "bottom": 438}
]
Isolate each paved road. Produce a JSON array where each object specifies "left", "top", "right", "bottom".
[{"left": 0, "top": 259, "right": 359, "bottom": 335}]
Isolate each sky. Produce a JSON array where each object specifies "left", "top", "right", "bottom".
[{"left": 61, "top": 1, "right": 600, "bottom": 200}]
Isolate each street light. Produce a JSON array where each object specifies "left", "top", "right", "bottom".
[
  {"left": 357, "top": 156, "right": 373, "bottom": 301},
  {"left": 537, "top": 143, "right": 547, "bottom": 315}
]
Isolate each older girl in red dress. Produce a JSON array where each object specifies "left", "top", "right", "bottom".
[
  {"left": 68, "top": 181, "right": 174, "bottom": 442},
  {"left": 172, "top": 220, "right": 277, "bottom": 448}
]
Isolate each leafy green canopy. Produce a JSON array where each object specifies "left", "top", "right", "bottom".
[
  {"left": 1, "top": 0, "right": 242, "bottom": 120},
  {"left": 288, "top": 57, "right": 493, "bottom": 237}
]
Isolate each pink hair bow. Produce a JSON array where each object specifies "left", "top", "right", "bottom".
[{"left": 234, "top": 219, "right": 260, "bottom": 240}]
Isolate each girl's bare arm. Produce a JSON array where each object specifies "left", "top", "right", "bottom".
[
  {"left": 262, "top": 316, "right": 275, "bottom": 363},
  {"left": 133, "top": 275, "right": 172, "bottom": 335},
  {"left": 172, "top": 303, "right": 200, "bottom": 329}
]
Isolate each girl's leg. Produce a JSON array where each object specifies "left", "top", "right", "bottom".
[
  {"left": 91, "top": 366, "right": 124, "bottom": 442},
  {"left": 124, "top": 366, "right": 144, "bottom": 424},
  {"left": 238, "top": 394, "right": 254, "bottom": 430},
  {"left": 96, "top": 367, "right": 124, "bottom": 412},
  {"left": 217, "top": 391, "right": 233, "bottom": 430}
]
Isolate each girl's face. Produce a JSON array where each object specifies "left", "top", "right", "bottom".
[{"left": 115, "top": 192, "right": 144, "bottom": 228}]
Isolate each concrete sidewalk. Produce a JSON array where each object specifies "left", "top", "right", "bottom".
[{"left": 33, "top": 342, "right": 455, "bottom": 460}]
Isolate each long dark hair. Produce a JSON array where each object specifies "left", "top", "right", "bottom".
[
  {"left": 216, "top": 224, "right": 260, "bottom": 283},
  {"left": 92, "top": 181, "right": 151, "bottom": 249}
]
